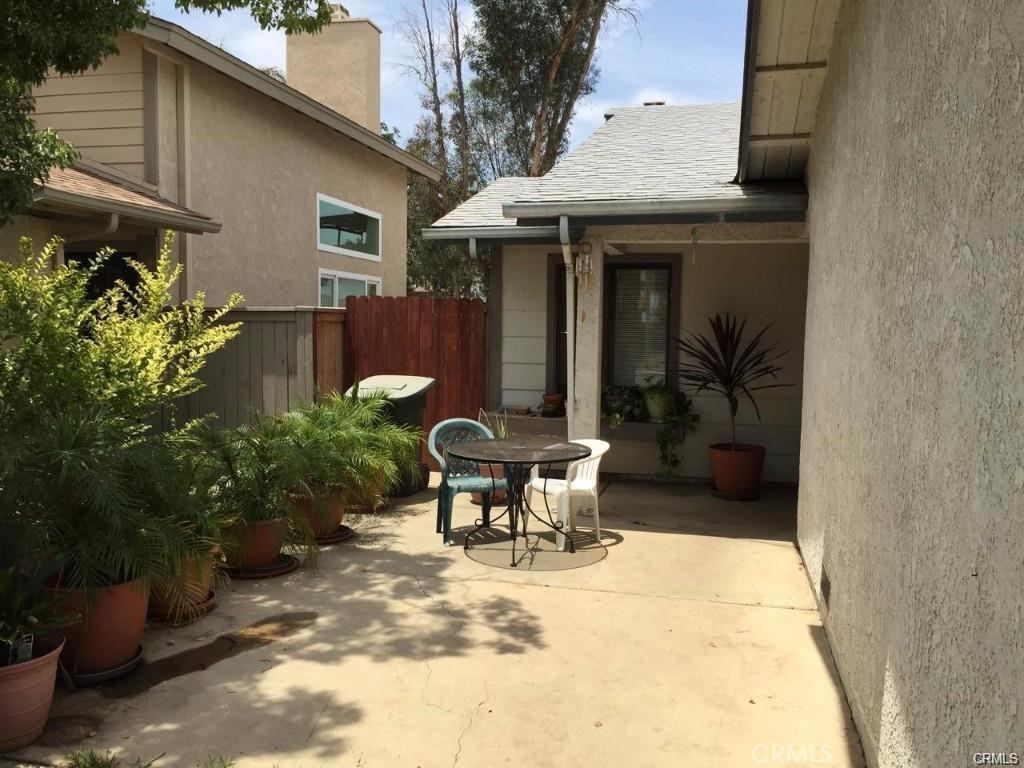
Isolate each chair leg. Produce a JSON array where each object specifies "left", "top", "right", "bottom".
[
  {"left": 555, "top": 493, "right": 570, "bottom": 552},
  {"left": 435, "top": 485, "right": 445, "bottom": 534},
  {"left": 442, "top": 488, "right": 456, "bottom": 545},
  {"left": 591, "top": 490, "right": 601, "bottom": 541}
]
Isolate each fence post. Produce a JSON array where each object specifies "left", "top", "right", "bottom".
[{"left": 295, "top": 306, "right": 315, "bottom": 406}]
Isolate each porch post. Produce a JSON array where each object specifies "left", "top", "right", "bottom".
[{"left": 570, "top": 237, "right": 604, "bottom": 439}]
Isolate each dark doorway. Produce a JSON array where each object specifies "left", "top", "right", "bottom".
[{"left": 65, "top": 250, "right": 140, "bottom": 301}]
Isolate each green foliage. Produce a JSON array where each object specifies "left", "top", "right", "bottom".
[
  {"left": 0, "top": 0, "right": 332, "bottom": 223},
  {"left": 0, "top": 235, "right": 241, "bottom": 592},
  {"left": 676, "top": 313, "right": 789, "bottom": 449},
  {"left": 468, "top": 0, "right": 629, "bottom": 176},
  {"left": 56, "top": 751, "right": 232, "bottom": 768},
  {"left": 654, "top": 392, "right": 700, "bottom": 476}
]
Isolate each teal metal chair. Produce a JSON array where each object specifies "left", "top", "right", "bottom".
[{"left": 428, "top": 418, "right": 507, "bottom": 545}]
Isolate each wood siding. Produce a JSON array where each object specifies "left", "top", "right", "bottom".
[
  {"left": 33, "top": 35, "right": 147, "bottom": 179},
  {"left": 170, "top": 308, "right": 315, "bottom": 429}
]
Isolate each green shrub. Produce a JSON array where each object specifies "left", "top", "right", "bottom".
[{"left": 0, "top": 235, "right": 240, "bottom": 595}]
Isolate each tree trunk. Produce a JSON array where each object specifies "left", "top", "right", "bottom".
[
  {"left": 446, "top": 0, "right": 472, "bottom": 199},
  {"left": 420, "top": 0, "right": 448, "bottom": 188},
  {"left": 528, "top": 0, "right": 588, "bottom": 176}
]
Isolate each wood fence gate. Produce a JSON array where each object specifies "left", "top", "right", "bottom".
[{"left": 314, "top": 296, "right": 487, "bottom": 465}]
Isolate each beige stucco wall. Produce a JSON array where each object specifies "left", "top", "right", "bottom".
[
  {"left": 0, "top": 215, "right": 60, "bottom": 257},
  {"left": 799, "top": 1, "right": 1024, "bottom": 766},
  {"left": 180, "top": 62, "right": 407, "bottom": 307},
  {"left": 499, "top": 234, "right": 808, "bottom": 482},
  {"left": 286, "top": 17, "right": 381, "bottom": 133}
]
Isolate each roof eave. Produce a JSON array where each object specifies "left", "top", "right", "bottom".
[
  {"left": 501, "top": 193, "right": 808, "bottom": 220},
  {"left": 422, "top": 225, "right": 562, "bottom": 242},
  {"left": 138, "top": 18, "right": 442, "bottom": 183},
  {"left": 35, "top": 189, "right": 222, "bottom": 234}
]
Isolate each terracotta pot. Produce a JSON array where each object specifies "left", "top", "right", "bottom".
[
  {"left": 542, "top": 393, "right": 565, "bottom": 417},
  {"left": 0, "top": 635, "right": 64, "bottom": 751},
  {"left": 708, "top": 443, "right": 767, "bottom": 499},
  {"left": 225, "top": 518, "right": 287, "bottom": 571},
  {"left": 149, "top": 554, "right": 216, "bottom": 619},
  {"left": 470, "top": 463, "right": 507, "bottom": 505},
  {"left": 299, "top": 494, "right": 345, "bottom": 537},
  {"left": 55, "top": 580, "right": 148, "bottom": 675}
]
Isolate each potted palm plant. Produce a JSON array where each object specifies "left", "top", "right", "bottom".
[
  {"left": 192, "top": 416, "right": 314, "bottom": 576},
  {"left": 0, "top": 538, "right": 73, "bottom": 751},
  {"left": 314, "top": 392, "right": 423, "bottom": 515},
  {"left": 677, "top": 313, "right": 789, "bottom": 499}
]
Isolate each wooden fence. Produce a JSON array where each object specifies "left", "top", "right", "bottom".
[
  {"left": 172, "top": 307, "right": 315, "bottom": 428},
  {"left": 339, "top": 296, "right": 487, "bottom": 461},
  {"left": 169, "top": 298, "right": 487, "bottom": 450}
]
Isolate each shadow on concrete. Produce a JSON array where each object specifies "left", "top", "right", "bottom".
[
  {"left": 597, "top": 478, "right": 798, "bottom": 543},
  {"left": 27, "top": 520, "right": 546, "bottom": 766},
  {"left": 808, "top": 624, "right": 868, "bottom": 767}
]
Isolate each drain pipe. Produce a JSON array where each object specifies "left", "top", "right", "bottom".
[{"left": 559, "top": 215, "right": 575, "bottom": 438}]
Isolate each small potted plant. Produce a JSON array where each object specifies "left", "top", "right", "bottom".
[
  {"left": 643, "top": 377, "right": 676, "bottom": 423},
  {"left": 0, "top": 553, "right": 72, "bottom": 751},
  {"left": 472, "top": 409, "right": 510, "bottom": 504},
  {"left": 541, "top": 393, "right": 565, "bottom": 417},
  {"left": 677, "top": 313, "right": 789, "bottom": 499}
]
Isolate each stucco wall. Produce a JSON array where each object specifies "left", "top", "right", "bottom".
[
  {"left": 183, "top": 62, "right": 408, "bottom": 307},
  {"left": 799, "top": 1, "right": 1024, "bottom": 766},
  {"left": 499, "top": 236, "right": 808, "bottom": 481},
  {"left": 0, "top": 215, "right": 60, "bottom": 257}
]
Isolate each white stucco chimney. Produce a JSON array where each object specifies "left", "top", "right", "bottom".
[{"left": 286, "top": 4, "right": 382, "bottom": 133}]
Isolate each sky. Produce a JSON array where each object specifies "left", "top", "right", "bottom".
[{"left": 147, "top": 0, "right": 748, "bottom": 148}]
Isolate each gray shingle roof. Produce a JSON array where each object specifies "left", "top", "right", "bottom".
[
  {"left": 427, "top": 102, "right": 804, "bottom": 232},
  {"left": 515, "top": 102, "right": 775, "bottom": 204},
  {"left": 430, "top": 177, "right": 542, "bottom": 228}
]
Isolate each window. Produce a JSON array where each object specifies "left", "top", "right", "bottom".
[
  {"left": 604, "top": 266, "right": 671, "bottom": 387},
  {"left": 318, "top": 269, "right": 381, "bottom": 307},
  {"left": 316, "top": 193, "right": 381, "bottom": 261}
]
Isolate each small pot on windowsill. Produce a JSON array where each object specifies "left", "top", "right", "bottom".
[{"left": 541, "top": 393, "right": 565, "bottom": 417}]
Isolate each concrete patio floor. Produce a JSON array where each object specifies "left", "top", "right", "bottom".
[{"left": 12, "top": 479, "right": 864, "bottom": 768}]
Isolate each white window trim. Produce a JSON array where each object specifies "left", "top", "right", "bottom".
[
  {"left": 316, "top": 192, "right": 382, "bottom": 262},
  {"left": 318, "top": 268, "right": 383, "bottom": 307}
]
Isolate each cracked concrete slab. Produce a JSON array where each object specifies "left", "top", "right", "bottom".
[{"left": 7, "top": 479, "right": 863, "bottom": 768}]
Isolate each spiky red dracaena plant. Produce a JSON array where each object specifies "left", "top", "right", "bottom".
[{"left": 676, "top": 313, "right": 790, "bottom": 450}]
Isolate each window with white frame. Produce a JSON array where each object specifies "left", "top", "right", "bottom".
[
  {"left": 316, "top": 193, "right": 381, "bottom": 260},
  {"left": 318, "top": 268, "right": 381, "bottom": 308}
]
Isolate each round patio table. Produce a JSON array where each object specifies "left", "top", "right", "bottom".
[{"left": 447, "top": 436, "right": 591, "bottom": 567}]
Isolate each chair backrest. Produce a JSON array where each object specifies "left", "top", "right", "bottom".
[
  {"left": 567, "top": 439, "right": 610, "bottom": 487},
  {"left": 428, "top": 418, "right": 494, "bottom": 478}
]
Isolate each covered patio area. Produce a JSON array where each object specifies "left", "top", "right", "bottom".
[{"left": 16, "top": 480, "right": 864, "bottom": 768}]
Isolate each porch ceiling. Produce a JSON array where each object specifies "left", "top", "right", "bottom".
[{"left": 738, "top": 0, "right": 841, "bottom": 182}]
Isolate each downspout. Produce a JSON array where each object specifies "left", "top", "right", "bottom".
[
  {"left": 56, "top": 213, "right": 120, "bottom": 268},
  {"left": 559, "top": 215, "right": 575, "bottom": 438}
]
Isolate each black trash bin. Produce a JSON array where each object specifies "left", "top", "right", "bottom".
[{"left": 345, "top": 375, "right": 436, "bottom": 497}]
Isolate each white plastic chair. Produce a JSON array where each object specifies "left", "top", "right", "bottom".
[{"left": 526, "top": 439, "right": 610, "bottom": 550}]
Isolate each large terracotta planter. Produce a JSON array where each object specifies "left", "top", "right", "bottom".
[
  {"left": 298, "top": 494, "right": 345, "bottom": 537},
  {"left": 471, "top": 463, "right": 507, "bottom": 505},
  {"left": 55, "top": 580, "right": 148, "bottom": 675},
  {"left": 149, "top": 555, "right": 216, "bottom": 620},
  {"left": 709, "top": 443, "right": 766, "bottom": 500},
  {"left": 225, "top": 518, "right": 287, "bottom": 571},
  {"left": 0, "top": 635, "right": 64, "bottom": 751}
]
